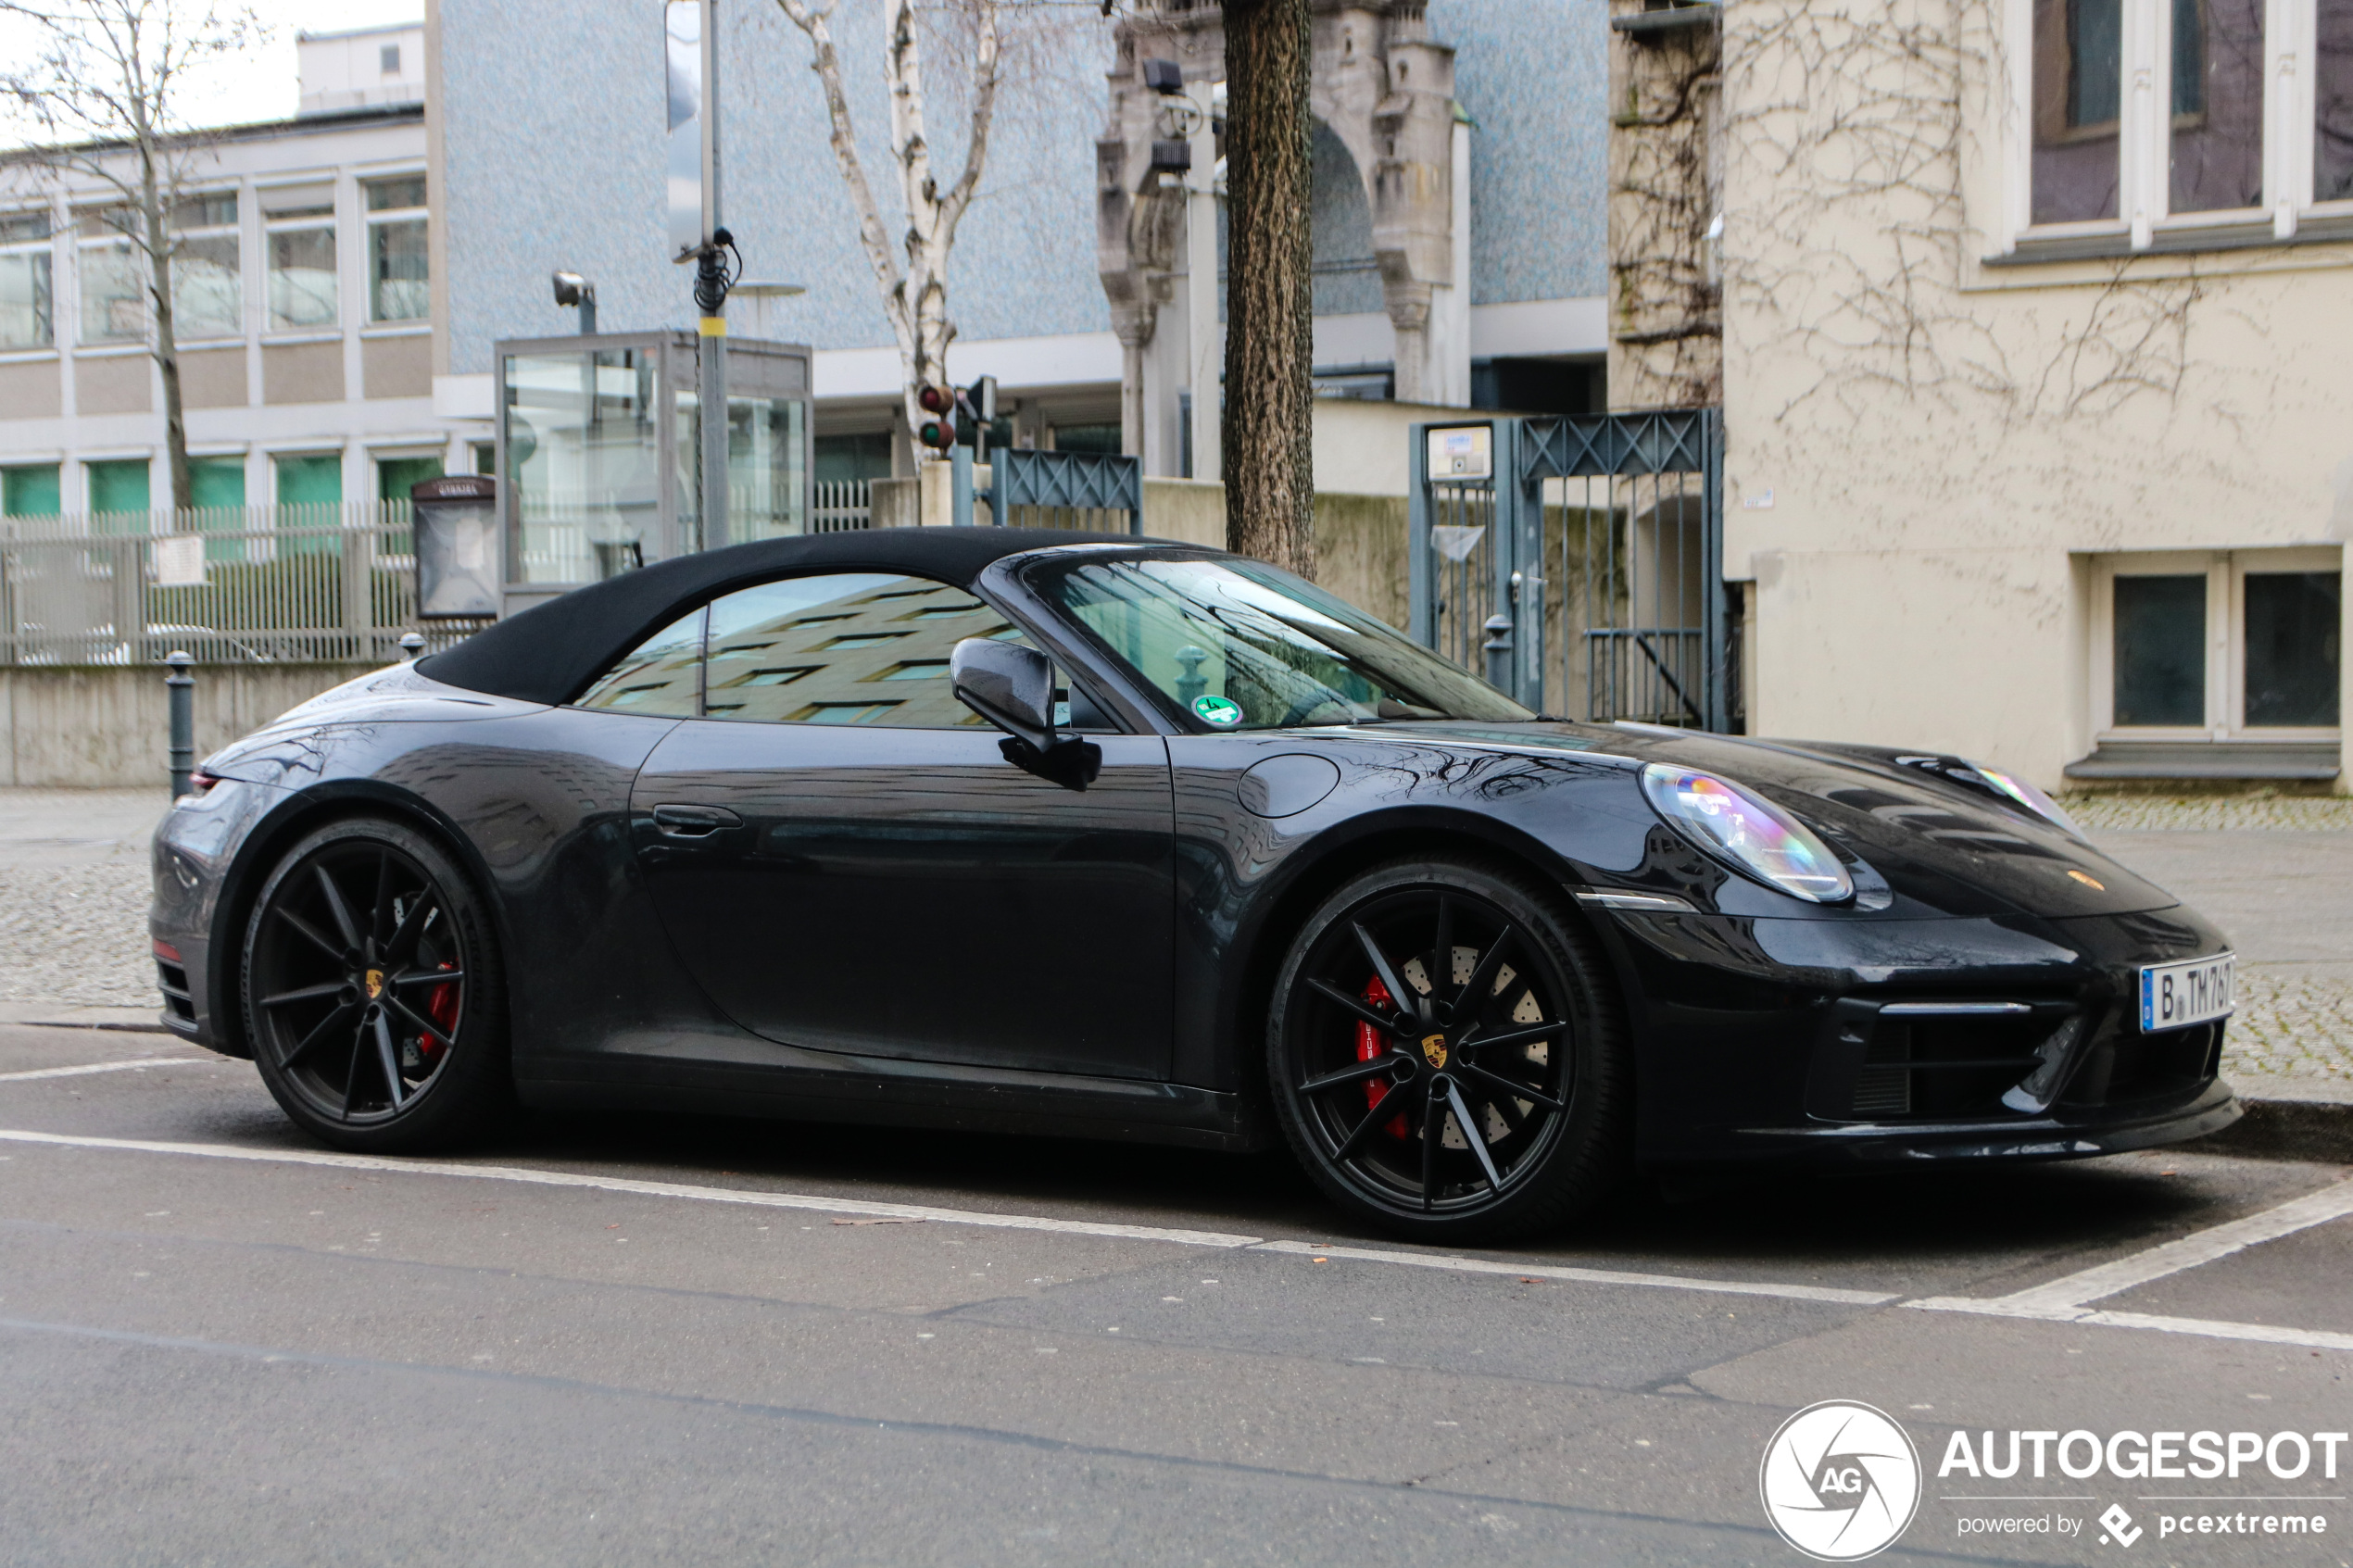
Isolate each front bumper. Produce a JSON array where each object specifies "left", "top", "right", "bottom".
[
  {"left": 1730, "top": 1077, "right": 2242, "bottom": 1164},
  {"left": 1605, "top": 903, "right": 2243, "bottom": 1167}
]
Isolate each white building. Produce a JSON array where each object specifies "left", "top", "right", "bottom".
[{"left": 0, "top": 23, "right": 470, "bottom": 528}]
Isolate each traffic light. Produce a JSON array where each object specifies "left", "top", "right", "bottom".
[{"left": 916, "top": 384, "right": 957, "bottom": 453}]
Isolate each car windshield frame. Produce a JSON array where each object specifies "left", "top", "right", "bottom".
[{"left": 1019, "top": 548, "right": 1534, "bottom": 733}]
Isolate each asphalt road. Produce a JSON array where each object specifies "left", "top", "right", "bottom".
[{"left": 1, "top": 1023, "right": 2347, "bottom": 1566}]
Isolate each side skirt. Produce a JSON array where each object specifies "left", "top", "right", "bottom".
[{"left": 517, "top": 1041, "right": 1271, "bottom": 1153}]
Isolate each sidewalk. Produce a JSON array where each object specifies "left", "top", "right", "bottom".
[{"left": 1, "top": 786, "right": 2347, "bottom": 1135}]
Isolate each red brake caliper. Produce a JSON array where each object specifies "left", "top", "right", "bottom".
[
  {"left": 1357, "top": 977, "right": 1409, "bottom": 1139},
  {"left": 420, "top": 962, "right": 459, "bottom": 1059}
]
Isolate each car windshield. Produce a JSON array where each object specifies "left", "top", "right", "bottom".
[{"left": 1026, "top": 553, "right": 1533, "bottom": 730}]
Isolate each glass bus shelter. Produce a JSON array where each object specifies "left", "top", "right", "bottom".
[{"left": 493, "top": 331, "right": 812, "bottom": 614}]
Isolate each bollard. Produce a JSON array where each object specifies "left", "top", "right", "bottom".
[
  {"left": 165, "top": 651, "right": 195, "bottom": 799},
  {"left": 1481, "top": 614, "right": 1515, "bottom": 695},
  {"left": 400, "top": 631, "right": 425, "bottom": 661}
]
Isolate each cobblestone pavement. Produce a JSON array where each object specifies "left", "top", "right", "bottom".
[{"left": 2, "top": 788, "right": 2347, "bottom": 1093}]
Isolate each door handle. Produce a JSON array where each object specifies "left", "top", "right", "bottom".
[{"left": 651, "top": 803, "right": 742, "bottom": 838}]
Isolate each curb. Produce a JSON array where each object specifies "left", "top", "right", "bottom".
[{"left": 2194, "top": 1096, "right": 2353, "bottom": 1164}]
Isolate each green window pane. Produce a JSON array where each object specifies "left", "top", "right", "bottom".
[
  {"left": 377, "top": 455, "right": 443, "bottom": 503},
  {"left": 2244, "top": 572, "right": 2342, "bottom": 727},
  {"left": 275, "top": 453, "right": 342, "bottom": 507},
  {"left": 88, "top": 458, "right": 151, "bottom": 533},
  {"left": 188, "top": 457, "right": 245, "bottom": 510},
  {"left": 2113, "top": 575, "right": 2207, "bottom": 726},
  {"left": 3, "top": 463, "right": 61, "bottom": 518}
]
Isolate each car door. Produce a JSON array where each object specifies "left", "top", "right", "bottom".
[{"left": 621, "top": 570, "right": 1176, "bottom": 1080}]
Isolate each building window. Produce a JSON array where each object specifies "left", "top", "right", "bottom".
[
  {"left": 78, "top": 209, "right": 144, "bottom": 345},
  {"left": 2321, "top": 0, "right": 2353, "bottom": 199},
  {"left": 87, "top": 458, "right": 151, "bottom": 533},
  {"left": 262, "top": 182, "right": 337, "bottom": 331},
  {"left": 380, "top": 43, "right": 401, "bottom": 74},
  {"left": 171, "top": 192, "right": 240, "bottom": 341},
  {"left": 365, "top": 176, "right": 427, "bottom": 322},
  {"left": 2029, "top": 0, "right": 2347, "bottom": 239},
  {"left": 0, "top": 210, "right": 54, "bottom": 351},
  {"left": 2096, "top": 552, "right": 2343, "bottom": 737},
  {"left": 376, "top": 453, "right": 443, "bottom": 504},
  {"left": 2, "top": 463, "right": 61, "bottom": 519}
]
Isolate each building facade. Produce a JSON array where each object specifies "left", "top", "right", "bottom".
[
  {"left": 1657, "top": 0, "right": 2348, "bottom": 793},
  {"left": 425, "top": 0, "right": 1613, "bottom": 491},
  {"left": 0, "top": 25, "right": 463, "bottom": 528}
]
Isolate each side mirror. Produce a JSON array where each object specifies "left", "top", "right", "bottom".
[{"left": 950, "top": 637, "right": 1059, "bottom": 753}]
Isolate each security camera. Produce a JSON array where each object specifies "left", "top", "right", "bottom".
[{"left": 551, "top": 271, "right": 597, "bottom": 334}]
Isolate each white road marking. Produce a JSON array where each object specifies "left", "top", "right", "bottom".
[
  {"left": 0, "top": 1128, "right": 1893, "bottom": 1306},
  {"left": 0, "top": 1129, "right": 1264, "bottom": 1248},
  {"left": 1251, "top": 1239, "right": 1898, "bottom": 1306},
  {"left": 0, "top": 1128, "right": 2345, "bottom": 1348},
  {"left": 1990, "top": 1175, "right": 2353, "bottom": 1313},
  {"left": 1904, "top": 1174, "right": 2353, "bottom": 1352},
  {"left": 0, "top": 1058, "right": 218, "bottom": 1084}
]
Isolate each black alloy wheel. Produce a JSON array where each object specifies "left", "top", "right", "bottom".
[
  {"left": 243, "top": 817, "right": 510, "bottom": 1152},
  {"left": 1267, "top": 859, "right": 1627, "bottom": 1242}
]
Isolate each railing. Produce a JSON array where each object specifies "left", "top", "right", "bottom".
[
  {"left": 0, "top": 503, "right": 493, "bottom": 665},
  {"left": 812, "top": 479, "right": 872, "bottom": 533}
]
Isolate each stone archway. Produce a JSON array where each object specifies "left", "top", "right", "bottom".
[{"left": 1097, "top": 2, "right": 1466, "bottom": 465}]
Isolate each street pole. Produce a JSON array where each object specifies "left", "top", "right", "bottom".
[
  {"left": 696, "top": 0, "right": 729, "bottom": 553},
  {"left": 1186, "top": 80, "right": 1220, "bottom": 485},
  {"left": 165, "top": 651, "right": 194, "bottom": 799}
]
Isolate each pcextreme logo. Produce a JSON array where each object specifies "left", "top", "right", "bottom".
[{"left": 1759, "top": 1400, "right": 1924, "bottom": 1562}]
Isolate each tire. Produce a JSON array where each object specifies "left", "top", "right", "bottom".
[
  {"left": 1266, "top": 857, "right": 1629, "bottom": 1243},
  {"left": 241, "top": 816, "right": 510, "bottom": 1152}
]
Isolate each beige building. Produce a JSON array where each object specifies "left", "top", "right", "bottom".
[
  {"left": 0, "top": 24, "right": 464, "bottom": 528},
  {"left": 1612, "top": 0, "right": 2347, "bottom": 794}
]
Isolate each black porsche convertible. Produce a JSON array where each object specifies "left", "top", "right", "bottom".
[{"left": 149, "top": 529, "right": 2240, "bottom": 1241}]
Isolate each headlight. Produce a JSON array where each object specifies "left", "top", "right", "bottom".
[
  {"left": 1964, "top": 762, "right": 2086, "bottom": 840},
  {"left": 1640, "top": 763, "right": 1855, "bottom": 904}
]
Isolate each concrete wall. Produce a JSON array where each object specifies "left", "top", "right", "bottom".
[
  {"left": 1718, "top": 0, "right": 2351, "bottom": 793},
  {"left": 0, "top": 664, "right": 375, "bottom": 789}
]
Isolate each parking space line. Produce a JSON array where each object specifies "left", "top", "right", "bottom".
[
  {"left": 0, "top": 1059, "right": 219, "bottom": 1085},
  {"left": 0, "top": 1128, "right": 1895, "bottom": 1307},
  {"left": 0, "top": 1129, "right": 1265, "bottom": 1248},
  {"left": 1250, "top": 1240, "right": 1898, "bottom": 1306},
  {"left": 1903, "top": 1173, "right": 2353, "bottom": 1352}
]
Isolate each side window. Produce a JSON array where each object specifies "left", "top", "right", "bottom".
[
  {"left": 701, "top": 572, "right": 1027, "bottom": 727},
  {"left": 574, "top": 608, "right": 704, "bottom": 715}
]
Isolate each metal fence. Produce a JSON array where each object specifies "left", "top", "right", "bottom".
[
  {"left": 0, "top": 503, "right": 493, "bottom": 666},
  {"left": 1410, "top": 410, "right": 1740, "bottom": 732}
]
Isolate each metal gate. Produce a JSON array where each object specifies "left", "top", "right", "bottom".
[{"left": 1408, "top": 410, "right": 1734, "bottom": 731}]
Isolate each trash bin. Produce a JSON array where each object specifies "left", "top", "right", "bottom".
[{"left": 411, "top": 475, "right": 501, "bottom": 619}]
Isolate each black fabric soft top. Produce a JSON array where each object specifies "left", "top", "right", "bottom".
[{"left": 417, "top": 528, "right": 1162, "bottom": 707}]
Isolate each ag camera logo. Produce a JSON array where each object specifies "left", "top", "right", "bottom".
[{"left": 1760, "top": 1400, "right": 1923, "bottom": 1561}]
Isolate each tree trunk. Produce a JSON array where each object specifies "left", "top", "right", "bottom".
[
  {"left": 1219, "top": 0, "right": 1315, "bottom": 579},
  {"left": 136, "top": 137, "right": 191, "bottom": 518}
]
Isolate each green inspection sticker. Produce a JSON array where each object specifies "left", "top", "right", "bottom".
[{"left": 1192, "top": 695, "right": 1243, "bottom": 727}]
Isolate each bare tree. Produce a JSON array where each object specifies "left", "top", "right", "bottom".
[
  {"left": 769, "top": 0, "right": 1003, "bottom": 437},
  {"left": 1219, "top": 0, "right": 1314, "bottom": 578},
  {"left": 2, "top": 0, "right": 259, "bottom": 515}
]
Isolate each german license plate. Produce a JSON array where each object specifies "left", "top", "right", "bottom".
[{"left": 2139, "top": 953, "right": 2235, "bottom": 1033}]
